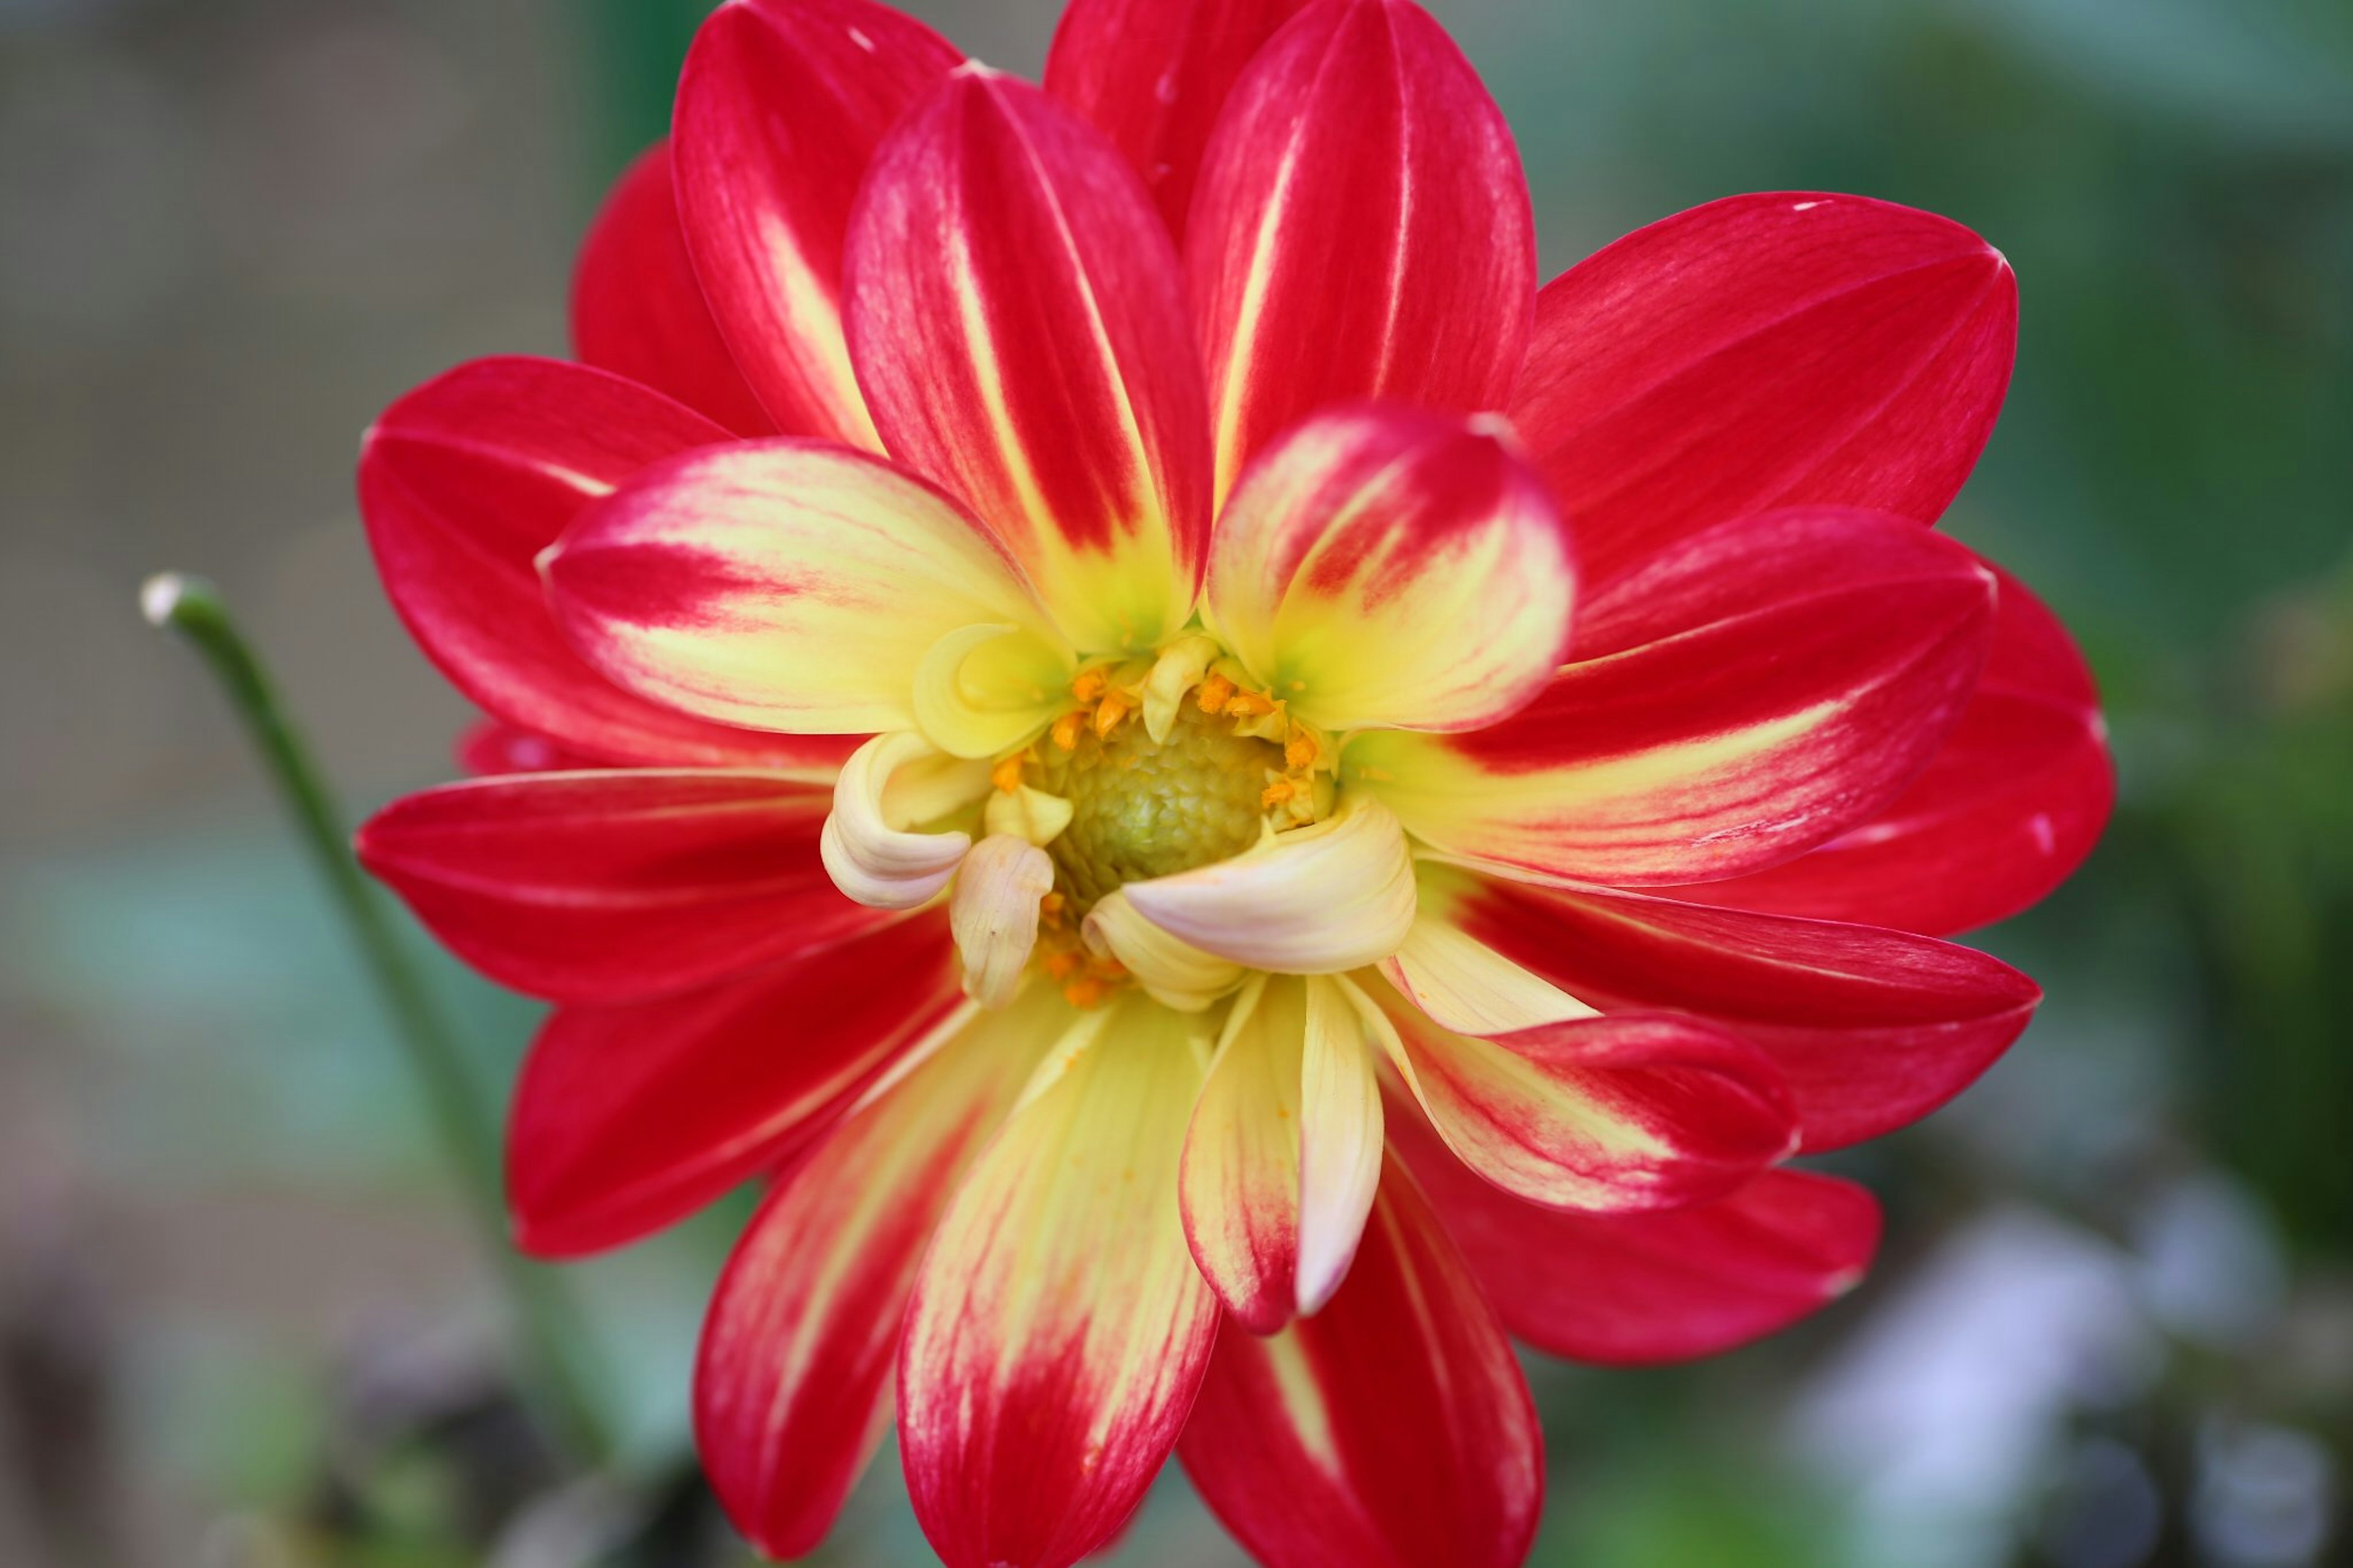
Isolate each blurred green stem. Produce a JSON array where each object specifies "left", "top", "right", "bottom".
[{"left": 140, "top": 572, "right": 613, "bottom": 1468}]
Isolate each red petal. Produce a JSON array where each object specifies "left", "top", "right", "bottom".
[
  {"left": 570, "top": 141, "right": 772, "bottom": 437},
  {"left": 1397, "top": 1108, "right": 1881, "bottom": 1365},
  {"left": 1449, "top": 876, "right": 2040, "bottom": 1151},
  {"left": 1672, "top": 562, "right": 2114, "bottom": 934},
  {"left": 453, "top": 718, "right": 601, "bottom": 776},
  {"left": 1349, "top": 507, "right": 1997, "bottom": 885},
  {"left": 672, "top": 0, "right": 961, "bottom": 444},
  {"left": 357, "top": 770, "right": 889, "bottom": 1006},
  {"left": 845, "top": 68, "right": 1213, "bottom": 655},
  {"left": 506, "top": 915, "right": 963, "bottom": 1257},
  {"left": 1042, "top": 0, "right": 1310, "bottom": 238},
  {"left": 1510, "top": 192, "right": 2017, "bottom": 586},
  {"left": 899, "top": 997, "right": 1218, "bottom": 1568},
  {"left": 358, "top": 356, "right": 838, "bottom": 769},
  {"left": 696, "top": 989, "right": 1061, "bottom": 1559},
  {"left": 1188, "top": 0, "right": 1536, "bottom": 498},
  {"left": 1377, "top": 992, "right": 1798, "bottom": 1214},
  {"left": 1178, "top": 1154, "right": 1543, "bottom": 1568}
]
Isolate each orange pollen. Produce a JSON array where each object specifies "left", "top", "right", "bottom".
[
  {"left": 1260, "top": 778, "right": 1298, "bottom": 809},
  {"left": 1070, "top": 668, "right": 1109, "bottom": 703},
  {"left": 989, "top": 754, "right": 1026, "bottom": 793},
  {"left": 1196, "top": 672, "right": 1235, "bottom": 714},
  {"left": 1284, "top": 732, "right": 1318, "bottom": 770},
  {"left": 1062, "top": 975, "right": 1117, "bottom": 1009},
  {"left": 1050, "top": 710, "right": 1087, "bottom": 751},
  {"left": 1043, "top": 948, "right": 1085, "bottom": 980},
  {"left": 1093, "top": 691, "right": 1133, "bottom": 738},
  {"left": 1226, "top": 687, "right": 1277, "bottom": 718}
]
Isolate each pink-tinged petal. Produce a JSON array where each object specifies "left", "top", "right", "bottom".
[
  {"left": 1042, "top": 0, "right": 1310, "bottom": 238},
  {"left": 1396, "top": 1106, "right": 1881, "bottom": 1365},
  {"left": 821, "top": 733, "right": 988, "bottom": 911},
  {"left": 1510, "top": 192, "right": 2017, "bottom": 586},
  {"left": 672, "top": 0, "right": 961, "bottom": 444},
  {"left": 570, "top": 140, "right": 772, "bottom": 437},
  {"left": 947, "top": 834, "right": 1054, "bottom": 1006},
  {"left": 1188, "top": 0, "right": 1537, "bottom": 499},
  {"left": 1204, "top": 404, "right": 1575, "bottom": 733},
  {"left": 1180, "top": 976, "right": 1384, "bottom": 1333},
  {"left": 542, "top": 440, "right": 1061, "bottom": 736},
  {"left": 846, "top": 68, "right": 1213, "bottom": 656},
  {"left": 1672, "top": 563, "right": 2114, "bottom": 934},
  {"left": 1366, "top": 977, "right": 1798, "bottom": 1214},
  {"left": 507, "top": 914, "right": 964, "bottom": 1257},
  {"left": 453, "top": 718, "right": 604, "bottom": 776},
  {"left": 360, "top": 357, "right": 841, "bottom": 769},
  {"left": 900, "top": 995, "right": 1219, "bottom": 1568},
  {"left": 1439, "top": 871, "right": 2040, "bottom": 1150},
  {"left": 1121, "top": 794, "right": 1417, "bottom": 973},
  {"left": 1178, "top": 1154, "right": 1542, "bottom": 1568},
  {"left": 357, "top": 770, "right": 890, "bottom": 1006},
  {"left": 1347, "top": 507, "right": 1997, "bottom": 885},
  {"left": 697, "top": 985, "right": 1064, "bottom": 1559}
]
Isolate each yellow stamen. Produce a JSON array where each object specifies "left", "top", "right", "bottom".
[
  {"left": 1050, "top": 710, "right": 1086, "bottom": 751},
  {"left": 1093, "top": 690, "right": 1133, "bottom": 738},
  {"left": 990, "top": 754, "right": 1026, "bottom": 794},
  {"left": 1196, "top": 672, "right": 1235, "bottom": 714}
]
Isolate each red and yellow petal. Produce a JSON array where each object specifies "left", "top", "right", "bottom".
[
  {"left": 1677, "top": 562, "right": 2113, "bottom": 935},
  {"left": 1205, "top": 404, "right": 1575, "bottom": 733},
  {"left": 846, "top": 67, "right": 1213, "bottom": 656},
  {"left": 507, "top": 914, "right": 964, "bottom": 1258},
  {"left": 1044, "top": 0, "right": 1311, "bottom": 239},
  {"left": 671, "top": 0, "right": 961, "bottom": 444},
  {"left": 358, "top": 357, "right": 832, "bottom": 770},
  {"left": 1178, "top": 1154, "right": 1542, "bottom": 1568},
  {"left": 1347, "top": 506, "right": 1997, "bottom": 885},
  {"left": 356, "top": 770, "right": 883, "bottom": 1006},
  {"left": 1433, "top": 869, "right": 2040, "bottom": 1151},
  {"left": 1188, "top": 0, "right": 1536, "bottom": 499},
  {"left": 1397, "top": 1107, "right": 1882, "bottom": 1365},
  {"left": 1510, "top": 191, "right": 2017, "bottom": 586},
  {"left": 570, "top": 140, "right": 772, "bottom": 438},
  {"left": 1180, "top": 976, "right": 1384, "bottom": 1333},
  {"left": 541, "top": 440, "right": 1062, "bottom": 737},
  {"left": 899, "top": 994, "right": 1219, "bottom": 1568},
  {"left": 695, "top": 984, "right": 1064, "bottom": 1560},
  {"left": 1367, "top": 975, "right": 1798, "bottom": 1216}
]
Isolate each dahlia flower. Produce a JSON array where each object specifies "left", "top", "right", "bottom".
[{"left": 351, "top": 0, "right": 2113, "bottom": 1562}]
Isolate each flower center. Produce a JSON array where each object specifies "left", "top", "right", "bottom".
[{"left": 1034, "top": 702, "right": 1283, "bottom": 910}]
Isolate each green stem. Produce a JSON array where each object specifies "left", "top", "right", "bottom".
[{"left": 141, "top": 572, "right": 613, "bottom": 1468}]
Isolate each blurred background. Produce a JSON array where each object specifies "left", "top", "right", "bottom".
[{"left": 3, "top": 0, "right": 2350, "bottom": 1562}]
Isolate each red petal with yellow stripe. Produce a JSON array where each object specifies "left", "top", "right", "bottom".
[
  {"left": 1446, "top": 876, "right": 2040, "bottom": 1150},
  {"left": 358, "top": 357, "right": 832, "bottom": 769},
  {"left": 506, "top": 914, "right": 963, "bottom": 1257},
  {"left": 1373, "top": 982, "right": 1798, "bottom": 1214},
  {"left": 1187, "top": 0, "right": 1536, "bottom": 499},
  {"left": 570, "top": 141, "right": 772, "bottom": 438},
  {"left": 1348, "top": 507, "right": 1996, "bottom": 886},
  {"left": 672, "top": 0, "right": 960, "bottom": 444},
  {"left": 1672, "top": 561, "right": 2113, "bottom": 935},
  {"left": 1510, "top": 191, "right": 2016, "bottom": 586},
  {"left": 898, "top": 996, "right": 1219, "bottom": 1568},
  {"left": 1178, "top": 1155, "right": 1542, "bottom": 1568},
  {"left": 356, "top": 770, "right": 882, "bottom": 1006},
  {"left": 695, "top": 987, "right": 1063, "bottom": 1559},
  {"left": 846, "top": 67, "right": 1212, "bottom": 656}
]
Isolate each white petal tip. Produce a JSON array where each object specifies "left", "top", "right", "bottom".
[{"left": 138, "top": 573, "right": 186, "bottom": 626}]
